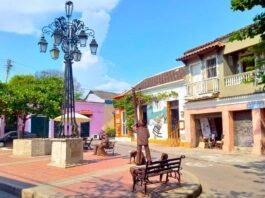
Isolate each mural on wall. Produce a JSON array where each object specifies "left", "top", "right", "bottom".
[{"left": 147, "top": 101, "right": 167, "bottom": 138}]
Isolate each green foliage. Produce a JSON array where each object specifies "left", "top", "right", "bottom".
[
  {"left": 231, "top": 0, "right": 265, "bottom": 11},
  {"left": 35, "top": 69, "right": 83, "bottom": 100},
  {"left": 2, "top": 75, "right": 64, "bottom": 133},
  {"left": 105, "top": 127, "right": 116, "bottom": 137},
  {"left": 230, "top": 0, "right": 265, "bottom": 86},
  {"left": 230, "top": 1, "right": 265, "bottom": 41},
  {"left": 113, "top": 91, "right": 178, "bottom": 131},
  {"left": 0, "top": 82, "right": 9, "bottom": 116}
]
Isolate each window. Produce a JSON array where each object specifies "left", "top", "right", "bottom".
[{"left": 206, "top": 58, "right": 217, "bottom": 78}]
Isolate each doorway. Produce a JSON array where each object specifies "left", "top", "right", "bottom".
[
  {"left": 167, "top": 100, "right": 179, "bottom": 146},
  {"left": 80, "top": 122, "right": 90, "bottom": 137},
  {"left": 31, "top": 115, "right": 49, "bottom": 138}
]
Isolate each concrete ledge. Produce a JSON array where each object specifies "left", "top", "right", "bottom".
[
  {"left": 13, "top": 139, "right": 52, "bottom": 157},
  {"left": 49, "top": 138, "right": 83, "bottom": 168},
  {"left": 0, "top": 177, "right": 34, "bottom": 197}
]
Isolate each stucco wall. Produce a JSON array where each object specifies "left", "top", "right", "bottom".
[
  {"left": 184, "top": 94, "right": 265, "bottom": 154},
  {"left": 104, "top": 104, "right": 114, "bottom": 129},
  {"left": 75, "top": 101, "right": 104, "bottom": 137},
  {"left": 0, "top": 116, "right": 5, "bottom": 136},
  {"left": 141, "top": 80, "right": 186, "bottom": 141},
  {"left": 223, "top": 35, "right": 261, "bottom": 55}
]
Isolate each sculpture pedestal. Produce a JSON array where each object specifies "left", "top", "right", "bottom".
[
  {"left": 13, "top": 139, "right": 51, "bottom": 157},
  {"left": 50, "top": 138, "right": 83, "bottom": 168}
]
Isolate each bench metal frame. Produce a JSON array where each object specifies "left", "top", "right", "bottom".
[{"left": 132, "top": 155, "right": 185, "bottom": 194}]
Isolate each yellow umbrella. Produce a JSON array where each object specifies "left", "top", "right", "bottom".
[{"left": 54, "top": 113, "right": 90, "bottom": 123}]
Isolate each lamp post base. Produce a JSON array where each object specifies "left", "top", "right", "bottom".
[{"left": 49, "top": 138, "right": 83, "bottom": 168}]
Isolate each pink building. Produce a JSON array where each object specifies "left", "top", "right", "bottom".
[{"left": 0, "top": 90, "right": 117, "bottom": 139}]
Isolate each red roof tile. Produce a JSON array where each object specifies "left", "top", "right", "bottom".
[
  {"left": 177, "top": 41, "right": 224, "bottom": 61},
  {"left": 134, "top": 66, "right": 185, "bottom": 90}
]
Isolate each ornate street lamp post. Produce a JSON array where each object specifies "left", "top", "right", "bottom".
[{"left": 38, "top": 1, "right": 98, "bottom": 138}]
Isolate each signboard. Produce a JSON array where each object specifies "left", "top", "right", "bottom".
[
  {"left": 247, "top": 101, "right": 265, "bottom": 109},
  {"left": 200, "top": 118, "right": 211, "bottom": 138}
]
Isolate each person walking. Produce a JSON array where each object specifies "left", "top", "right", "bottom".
[{"left": 132, "top": 119, "right": 152, "bottom": 165}]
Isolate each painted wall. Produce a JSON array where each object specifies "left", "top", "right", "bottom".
[
  {"left": 0, "top": 116, "right": 5, "bottom": 136},
  {"left": 75, "top": 101, "right": 104, "bottom": 137},
  {"left": 184, "top": 93, "right": 265, "bottom": 154},
  {"left": 141, "top": 80, "right": 186, "bottom": 141},
  {"left": 104, "top": 104, "right": 115, "bottom": 129}
]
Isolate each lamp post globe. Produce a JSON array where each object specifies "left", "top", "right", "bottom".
[
  {"left": 65, "top": 1, "right": 74, "bottom": 18},
  {"left": 53, "top": 29, "right": 62, "bottom": 46},
  {"left": 38, "top": 36, "right": 48, "bottom": 53},
  {"left": 73, "top": 48, "right": 82, "bottom": 62},
  {"left": 50, "top": 45, "right": 60, "bottom": 60},
  {"left": 90, "top": 39, "right": 98, "bottom": 55},
  {"left": 78, "top": 30, "right": 88, "bottom": 47},
  {"left": 38, "top": 1, "right": 98, "bottom": 138}
]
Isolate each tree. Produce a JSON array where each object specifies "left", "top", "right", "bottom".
[
  {"left": 0, "top": 82, "right": 9, "bottom": 116},
  {"left": 8, "top": 75, "right": 63, "bottom": 138},
  {"left": 230, "top": 0, "right": 265, "bottom": 85},
  {"left": 35, "top": 69, "right": 83, "bottom": 100},
  {"left": 230, "top": 0, "right": 265, "bottom": 41}
]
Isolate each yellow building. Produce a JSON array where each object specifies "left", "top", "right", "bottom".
[{"left": 177, "top": 31, "right": 265, "bottom": 155}]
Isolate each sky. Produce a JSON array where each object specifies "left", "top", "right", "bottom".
[{"left": 0, "top": 0, "right": 262, "bottom": 94}]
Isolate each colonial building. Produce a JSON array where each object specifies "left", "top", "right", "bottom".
[
  {"left": 52, "top": 90, "right": 117, "bottom": 138},
  {"left": 114, "top": 66, "right": 187, "bottom": 145},
  {"left": 0, "top": 90, "right": 117, "bottom": 139},
  {"left": 177, "top": 33, "right": 265, "bottom": 155}
]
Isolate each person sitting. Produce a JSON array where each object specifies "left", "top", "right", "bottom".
[{"left": 94, "top": 131, "right": 109, "bottom": 156}]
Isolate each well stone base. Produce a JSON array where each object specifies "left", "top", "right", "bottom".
[
  {"left": 50, "top": 138, "right": 83, "bottom": 168},
  {"left": 13, "top": 139, "right": 52, "bottom": 157}
]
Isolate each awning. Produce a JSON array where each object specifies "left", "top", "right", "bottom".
[
  {"left": 79, "top": 110, "right": 93, "bottom": 115},
  {"left": 54, "top": 113, "right": 90, "bottom": 123}
]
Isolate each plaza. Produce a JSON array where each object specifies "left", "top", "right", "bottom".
[{"left": 0, "top": 0, "right": 265, "bottom": 197}]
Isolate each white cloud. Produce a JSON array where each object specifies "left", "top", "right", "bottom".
[
  {"left": 73, "top": 54, "right": 130, "bottom": 93},
  {"left": 0, "top": 0, "right": 130, "bottom": 92},
  {"left": 95, "top": 75, "right": 131, "bottom": 92}
]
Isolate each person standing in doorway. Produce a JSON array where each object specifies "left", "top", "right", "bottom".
[{"left": 132, "top": 119, "right": 152, "bottom": 165}]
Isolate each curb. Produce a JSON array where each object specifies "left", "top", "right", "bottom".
[
  {"left": 117, "top": 142, "right": 263, "bottom": 167},
  {"left": 0, "top": 177, "right": 33, "bottom": 197}
]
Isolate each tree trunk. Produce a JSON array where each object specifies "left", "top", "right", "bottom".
[
  {"left": 18, "top": 115, "right": 27, "bottom": 139},
  {"left": 132, "top": 87, "right": 138, "bottom": 123}
]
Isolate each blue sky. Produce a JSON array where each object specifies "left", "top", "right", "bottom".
[{"left": 0, "top": 0, "right": 262, "bottom": 93}]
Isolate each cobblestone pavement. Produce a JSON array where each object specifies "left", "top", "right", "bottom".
[{"left": 115, "top": 141, "right": 265, "bottom": 198}]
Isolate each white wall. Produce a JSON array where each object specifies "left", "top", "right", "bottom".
[{"left": 141, "top": 80, "right": 186, "bottom": 140}]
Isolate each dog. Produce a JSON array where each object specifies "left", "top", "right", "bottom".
[{"left": 129, "top": 150, "right": 146, "bottom": 165}]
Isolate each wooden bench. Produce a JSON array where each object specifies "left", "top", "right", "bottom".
[
  {"left": 104, "top": 141, "right": 116, "bottom": 155},
  {"left": 83, "top": 137, "right": 93, "bottom": 150},
  {"left": 131, "top": 155, "right": 185, "bottom": 194}
]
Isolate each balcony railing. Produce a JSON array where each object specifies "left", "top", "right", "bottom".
[
  {"left": 224, "top": 71, "right": 253, "bottom": 87},
  {"left": 186, "top": 78, "right": 219, "bottom": 97}
]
